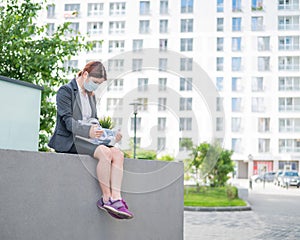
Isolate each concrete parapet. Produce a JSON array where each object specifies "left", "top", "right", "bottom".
[{"left": 0, "top": 149, "right": 184, "bottom": 240}]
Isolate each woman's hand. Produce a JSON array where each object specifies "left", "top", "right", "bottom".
[
  {"left": 115, "top": 132, "right": 122, "bottom": 143},
  {"left": 89, "top": 125, "right": 104, "bottom": 139}
]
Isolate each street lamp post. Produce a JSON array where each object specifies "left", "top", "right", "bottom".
[{"left": 130, "top": 100, "right": 142, "bottom": 159}]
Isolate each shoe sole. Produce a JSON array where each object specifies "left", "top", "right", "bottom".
[
  {"left": 103, "top": 205, "right": 134, "bottom": 219},
  {"left": 97, "top": 204, "right": 123, "bottom": 219}
]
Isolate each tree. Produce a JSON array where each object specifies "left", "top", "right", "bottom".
[
  {"left": 0, "top": 0, "right": 93, "bottom": 151},
  {"left": 190, "top": 142, "right": 234, "bottom": 188}
]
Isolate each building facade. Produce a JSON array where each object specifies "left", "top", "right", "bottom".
[{"left": 41, "top": 0, "right": 300, "bottom": 178}]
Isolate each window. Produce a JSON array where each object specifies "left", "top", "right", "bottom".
[
  {"left": 258, "top": 37, "right": 270, "bottom": 51},
  {"left": 252, "top": 77, "right": 264, "bottom": 91},
  {"left": 180, "top": 98, "right": 192, "bottom": 111},
  {"left": 179, "top": 118, "right": 192, "bottom": 131},
  {"left": 279, "top": 139, "right": 300, "bottom": 153},
  {"left": 232, "top": 98, "right": 242, "bottom": 112},
  {"left": 109, "top": 21, "right": 125, "bottom": 34},
  {"left": 232, "top": 117, "right": 242, "bottom": 132},
  {"left": 217, "top": 18, "right": 224, "bottom": 31},
  {"left": 158, "top": 118, "right": 166, "bottom": 131},
  {"left": 47, "top": 23, "right": 55, "bottom": 36},
  {"left": 258, "top": 139, "right": 270, "bottom": 153},
  {"left": 279, "top": 97, "right": 300, "bottom": 111},
  {"left": 107, "top": 98, "right": 123, "bottom": 111},
  {"left": 64, "top": 60, "right": 78, "bottom": 74},
  {"left": 180, "top": 58, "right": 193, "bottom": 71},
  {"left": 88, "top": 3, "right": 103, "bottom": 16},
  {"left": 279, "top": 77, "right": 300, "bottom": 91},
  {"left": 139, "top": 20, "right": 150, "bottom": 34},
  {"left": 140, "top": 1, "right": 150, "bottom": 15},
  {"left": 232, "top": 17, "right": 242, "bottom": 31},
  {"left": 108, "top": 79, "right": 123, "bottom": 91},
  {"left": 217, "top": 0, "right": 224, "bottom": 12},
  {"left": 160, "top": 20, "right": 168, "bottom": 33},
  {"left": 108, "top": 40, "right": 124, "bottom": 53},
  {"left": 159, "top": 58, "right": 168, "bottom": 71},
  {"left": 216, "top": 57, "right": 224, "bottom": 71},
  {"left": 252, "top": 17, "right": 264, "bottom": 31},
  {"left": 232, "top": 57, "right": 242, "bottom": 71},
  {"left": 87, "top": 41, "right": 102, "bottom": 53},
  {"left": 47, "top": 4, "right": 55, "bottom": 18},
  {"left": 112, "top": 118, "right": 123, "bottom": 128},
  {"left": 159, "top": 78, "right": 167, "bottom": 91},
  {"left": 279, "top": 56, "right": 300, "bottom": 71},
  {"left": 133, "top": 39, "right": 143, "bottom": 52},
  {"left": 232, "top": 0, "right": 242, "bottom": 12},
  {"left": 279, "top": 36, "right": 300, "bottom": 51},
  {"left": 278, "top": 0, "right": 299, "bottom": 10},
  {"left": 252, "top": 97, "right": 265, "bottom": 112},
  {"left": 132, "top": 59, "right": 143, "bottom": 71},
  {"left": 232, "top": 138, "right": 242, "bottom": 153},
  {"left": 181, "top": 19, "right": 193, "bottom": 32},
  {"left": 160, "top": 0, "right": 169, "bottom": 14},
  {"left": 137, "top": 98, "right": 148, "bottom": 111},
  {"left": 159, "top": 39, "right": 168, "bottom": 51},
  {"left": 87, "top": 22, "right": 103, "bottom": 35},
  {"left": 217, "top": 37, "right": 224, "bottom": 51},
  {"left": 158, "top": 98, "right": 167, "bottom": 111},
  {"left": 258, "top": 57, "right": 270, "bottom": 71},
  {"left": 108, "top": 59, "right": 124, "bottom": 72},
  {"left": 232, "top": 77, "right": 243, "bottom": 91},
  {"left": 157, "top": 138, "right": 166, "bottom": 150},
  {"left": 179, "top": 138, "right": 192, "bottom": 151},
  {"left": 138, "top": 78, "right": 148, "bottom": 91},
  {"left": 180, "top": 78, "right": 192, "bottom": 91},
  {"left": 252, "top": 0, "right": 263, "bottom": 11},
  {"left": 216, "top": 97, "right": 223, "bottom": 111},
  {"left": 66, "top": 23, "right": 79, "bottom": 36},
  {"left": 279, "top": 118, "right": 300, "bottom": 132},
  {"left": 278, "top": 16, "right": 300, "bottom": 30},
  {"left": 232, "top": 37, "right": 242, "bottom": 51},
  {"left": 216, "top": 117, "right": 223, "bottom": 131},
  {"left": 109, "top": 2, "right": 126, "bottom": 15},
  {"left": 130, "top": 117, "right": 141, "bottom": 130},
  {"left": 180, "top": 38, "right": 193, "bottom": 51},
  {"left": 216, "top": 77, "right": 223, "bottom": 91},
  {"left": 258, "top": 118, "right": 270, "bottom": 132},
  {"left": 64, "top": 4, "right": 80, "bottom": 12},
  {"left": 181, "top": 0, "right": 194, "bottom": 13}
]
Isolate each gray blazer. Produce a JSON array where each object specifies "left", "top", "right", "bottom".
[{"left": 48, "top": 79, "right": 97, "bottom": 152}]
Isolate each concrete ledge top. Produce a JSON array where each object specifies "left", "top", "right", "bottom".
[{"left": 184, "top": 202, "right": 252, "bottom": 212}]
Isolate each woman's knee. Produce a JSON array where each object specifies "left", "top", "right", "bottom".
[
  {"left": 94, "top": 145, "right": 113, "bottom": 161},
  {"left": 111, "top": 148, "right": 124, "bottom": 163}
]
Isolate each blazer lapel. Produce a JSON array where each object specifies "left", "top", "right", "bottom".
[{"left": 70, "top": 79, "right": 83, "bottom": 120}]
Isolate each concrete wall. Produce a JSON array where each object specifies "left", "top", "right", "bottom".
[
  {"left": 0, "top": 76, "right": 42, "bottom": 151},
  {"left": 0, "top": 149, "right": 184, "bottom": 240}
]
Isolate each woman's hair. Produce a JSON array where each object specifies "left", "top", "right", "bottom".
[{"left": 77, "top": 61, "right": 107, "bottom": 80}]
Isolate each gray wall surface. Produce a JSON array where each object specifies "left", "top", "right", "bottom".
[{"left": 0, "top": 149, "right": 184, "bottom": 240}]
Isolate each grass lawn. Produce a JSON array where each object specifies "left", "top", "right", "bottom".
[{"left": 184, "top": 186, "right": 247, "bottom": 207}]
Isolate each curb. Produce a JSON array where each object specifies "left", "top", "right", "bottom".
[{"left": 184, "top": 202, "right": 252, "bottom": 212}]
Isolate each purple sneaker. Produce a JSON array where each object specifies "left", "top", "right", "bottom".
[
  {"left": 103, "top": 198, "right": 134, "bottom": 219},
  {"left": 97, "top": 198, "right": 123, "bottom": 219}
]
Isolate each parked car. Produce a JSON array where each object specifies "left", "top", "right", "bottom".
[
  {"left": 273, "top": 171, "right": 283, "bottom": 186},
  {"left": 251, "top": 172, "right": 276, "bottom": 183},
  {"left": 277, "top": 171, "right": 299, "bottom": 187},
  {"left": 289, "top": 176, "right": 300, "bottom": 188}
]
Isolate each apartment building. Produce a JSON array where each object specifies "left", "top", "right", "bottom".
[{"left": 41, "top": 0, "right": 300, "bottom": 178}]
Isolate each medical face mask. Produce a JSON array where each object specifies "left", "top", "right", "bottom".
[{"left": 84, "top": 78, "right": 99, "bottom": 92}]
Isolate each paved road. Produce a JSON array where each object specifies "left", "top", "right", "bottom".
[{"left": 184, "top": 181, "right": 300, "bottom": 240}]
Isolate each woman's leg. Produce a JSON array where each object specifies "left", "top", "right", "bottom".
[
  {"left": 94, "top": 145, "right": 113, "bottom": 202},
  {"left": 110, "top": 147, "right": 124, "bottom": 200}
]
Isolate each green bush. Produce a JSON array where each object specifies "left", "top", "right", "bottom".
[
  {"left": 158, "top": 154, "right": 174, "bottom": 161},
  {"left": 226, "top": 185, "right": 238, "bottom": 200}
]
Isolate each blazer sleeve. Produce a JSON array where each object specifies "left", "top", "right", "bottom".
[{"left": 56, "top": 86, "right": 90, "bottom": 138}]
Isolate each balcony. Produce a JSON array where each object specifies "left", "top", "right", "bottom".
[
  {"left": 279, "top": 44, "right": 300, "bottom": 51},
  {"left": 278, "top": 23, "right": 300, "bottom": 31},
  {"left": 64, "top": 11, "right": 79, "bottom": 19},
  {"left": 279, "top": 64, "right": 300, "bottom": 71},
  {"left": 278, "top": 4, "right": 299, "bottom": 10}
]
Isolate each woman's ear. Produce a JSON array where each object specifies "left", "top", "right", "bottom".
[{"left": 82, "top": 71, "right": 89, "bottom": 79}]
